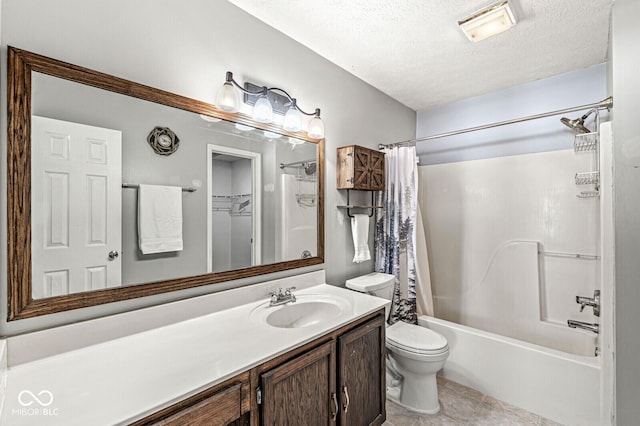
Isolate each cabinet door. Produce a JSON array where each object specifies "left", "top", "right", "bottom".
[
  {"left": 261, "top": 341, "right": 337, "bottom": 425},
  {"left": 338, "top": 316, "right": 386, "bottom": 426},
  {"left": 352, "top": 147, "right": 373, "bottom": 190},
  {"left": 369, "top": 150, "right": 385, "bottom": 191}
]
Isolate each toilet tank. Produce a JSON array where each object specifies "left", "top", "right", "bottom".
[{"left": 345, "top": 272, "right": 395, "bottom": 300}]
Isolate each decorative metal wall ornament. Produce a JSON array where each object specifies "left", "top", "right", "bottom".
[{"left": 147, "top": 126, "right": 180, "bottom": 155}]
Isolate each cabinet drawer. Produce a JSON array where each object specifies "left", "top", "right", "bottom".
[{"left": 156, "top": 383, "right": 242, "bottom": 426}]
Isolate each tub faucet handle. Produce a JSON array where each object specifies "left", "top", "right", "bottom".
[{"left": 575, "top": 290, "right": 600, "bottom": 317}]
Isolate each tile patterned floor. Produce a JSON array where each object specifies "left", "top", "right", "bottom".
[{"left": 383, "top": 376, "right": 564, "bottom": 426}]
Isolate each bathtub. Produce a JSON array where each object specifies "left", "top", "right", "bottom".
[{"left": 419, "top": 315, "right": 601, "bottom": 426}]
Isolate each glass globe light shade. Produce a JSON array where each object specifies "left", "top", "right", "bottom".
[
  {"left": 215, "top": 82, "right": 239, "bottom": 113},
  {"left": 307, "top": 115, "right": 325, "bottom": 139},
  {"left": 253, "top": 94, "right": 273, "bottom": 123},
  {"left": 283, "top": 105, "right": 302, "bottom": 132}
]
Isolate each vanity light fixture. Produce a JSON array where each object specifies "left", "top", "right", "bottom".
[
  {"left": 215, "top": 71, "right": 324, "bottom": 139},
  {"left": 283, "top": 98, "right": 302, "bottom": 132},
  {"left": 458, "top": 0, "right": 517, "bottom": 42},
  {"left": 253, "top": 87, "right": 273, "bottom": 123}
]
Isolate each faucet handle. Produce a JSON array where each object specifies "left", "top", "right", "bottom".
[
  {"left": 285, "top": 286, "right": 296, "bottom": 295},
  {"left": 268, "top": 288, "right": 283, "bottom": 301}
]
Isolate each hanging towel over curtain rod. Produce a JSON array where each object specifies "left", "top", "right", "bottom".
[{"left": 379, "top": 96, "right": 613, "bottom": 149}]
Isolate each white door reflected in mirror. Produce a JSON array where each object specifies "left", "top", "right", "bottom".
[{"left": 31, "top": 116, "right": 123, "bottom": 299}]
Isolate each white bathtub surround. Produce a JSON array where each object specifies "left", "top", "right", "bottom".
[
  {"left": 421, "top": 316, "right": 599, "bottom": 426},
  {"left": 596, "top": 122, "right": 615, "bottom": 425},
  {"left": 417, "top": 123, "right": 615, "bottom": 426},
  {"left": 279, "top": 174, "right": 317, "bottom": 261},
  {"left": 419, "top": 148, "right": 600, "bottom": 355},
  {"left": 1, "top": 279, "right": 388, "bottom": 425}
]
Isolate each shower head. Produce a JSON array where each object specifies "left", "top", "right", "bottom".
[
  {"left": 304, "top": 162, "right": 317, "bottom": 175},
  {"left": 560, "top": 108, "right": 597, "bottom": 134},
  {"left": 560, "top": 117, "right": 591, "bottom": 134}
]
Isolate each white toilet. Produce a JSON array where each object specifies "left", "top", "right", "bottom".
[{"left": 346, "top": 272, "right": 449, "bottom": 414}]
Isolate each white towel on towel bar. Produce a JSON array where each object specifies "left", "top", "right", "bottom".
[
  {"left": 138, "top": 184, "right": 183, "bottom": 254},
  {"left": 351, "top": 214, "right": 371, "bottom": 263}
]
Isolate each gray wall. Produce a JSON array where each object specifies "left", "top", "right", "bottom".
[
  {"left": 611, "top": 0, "right": 640, "bottom": 423},
  {"left": 0, "top": 0, "right": 415, "bottom": 335},
  {"left": 416, "top": 64, "right": 607, "bottom": 165}
]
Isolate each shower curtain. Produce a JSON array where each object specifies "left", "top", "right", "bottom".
[{"left": 375, "top": 144, "right": 434, "bottom": 324}]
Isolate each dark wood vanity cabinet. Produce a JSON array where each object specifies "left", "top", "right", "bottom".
[
  {"left": 337, "top": 145, "right": 385, "bottom": 191},
  {"left": 259, "top": 313, "right": 386, "bottom": 426},
  {"left": 135, "top": 310, "right": 385, "bottom": 426}
]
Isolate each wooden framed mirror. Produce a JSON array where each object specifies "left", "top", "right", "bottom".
[{"left": 7, "top": 46, "right": 324, "bottom": 320}]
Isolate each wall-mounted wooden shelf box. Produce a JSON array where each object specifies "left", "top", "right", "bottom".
[{"left": 337, "top": 145, "right": 385, "bottom": 190}]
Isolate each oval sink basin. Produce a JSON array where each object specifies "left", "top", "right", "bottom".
[
  {"left": 250, "top": 294, "right": 351, "bottom": 329},
  {"left": 266, "top": 301, "right": 341, "bottom": 328}
]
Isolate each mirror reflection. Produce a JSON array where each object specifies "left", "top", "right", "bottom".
[{"left": 31, "top": 72, "right": 318, "bottom": 299}]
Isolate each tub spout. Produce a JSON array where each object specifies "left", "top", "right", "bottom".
[{"left": 567, "top": 320, "right": 599, "bottom": 334}]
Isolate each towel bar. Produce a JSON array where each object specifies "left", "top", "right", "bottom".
[
  {"left": 337, "top": 190, "right": 382, "bottom": 218},
  {"left": 122, "top": 183, "right": 197, "bottom": 193}
]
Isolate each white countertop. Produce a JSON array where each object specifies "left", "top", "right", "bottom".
[{"left": 1, "top": 284, "right": 388, "bottom": 425}]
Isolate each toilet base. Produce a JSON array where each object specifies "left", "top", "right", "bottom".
[
  {"left": 386, "top": 369, "right": 441, "bottom": 414},
  {"left": 386, "top": 391, "right": 441, "bottom": 415}
]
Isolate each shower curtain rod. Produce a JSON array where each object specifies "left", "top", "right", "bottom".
[{"left": 379, "top": 96, "right": 613, "bottom": 149}]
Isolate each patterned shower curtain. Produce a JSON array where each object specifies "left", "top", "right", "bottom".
[{"left": 375, "top": 145, "right": 418, "bottom": 325}]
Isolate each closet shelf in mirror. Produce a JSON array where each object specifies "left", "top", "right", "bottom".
[
  {"left": 212, "top": 194, "right": 252, "bottom": 200},
  {"left": 122, "top": 183, "right": 197, "bottom": 193},
  {"left": 212, "top": 194, "right": 252, "bottom": 215}
]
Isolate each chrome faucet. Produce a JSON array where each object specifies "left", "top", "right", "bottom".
[
  {"left": 268, "top": 287, "right": 296, "bottom": 306},
  {"left": 567, "top": 320, "right": 599, "bottom": 334},
  {"left": 576, "top": 289, "right": 600, "bottom": 317}
]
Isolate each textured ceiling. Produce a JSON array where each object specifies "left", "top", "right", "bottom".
[{"left": 227, "top": 0, "right": 613, "bottom": 111}]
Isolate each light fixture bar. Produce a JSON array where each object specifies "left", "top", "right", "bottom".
[
  {"left": 215, "top": 71, "right": 324, "bottom": 138},
  {"left": 244, "top": 82, "right": 290, "bottom": 114},
  {"left": 458, "top": 0, "right": 517, "bottom": 42}
]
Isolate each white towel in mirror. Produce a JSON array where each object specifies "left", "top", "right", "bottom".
[
  {"left": 138, "top": 184, "right": 183, "bottom": 254},
  {"left": 351, "top": 214, "right": 371, "bottom": 263}
]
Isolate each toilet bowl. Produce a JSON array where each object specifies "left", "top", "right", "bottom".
[{"left": 346, "top": 272, "right": 449, "bottom": 414}]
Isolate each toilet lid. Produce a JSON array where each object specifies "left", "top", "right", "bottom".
[{"left": 387, "top": 321, "right": 448, "bottom": 354}]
